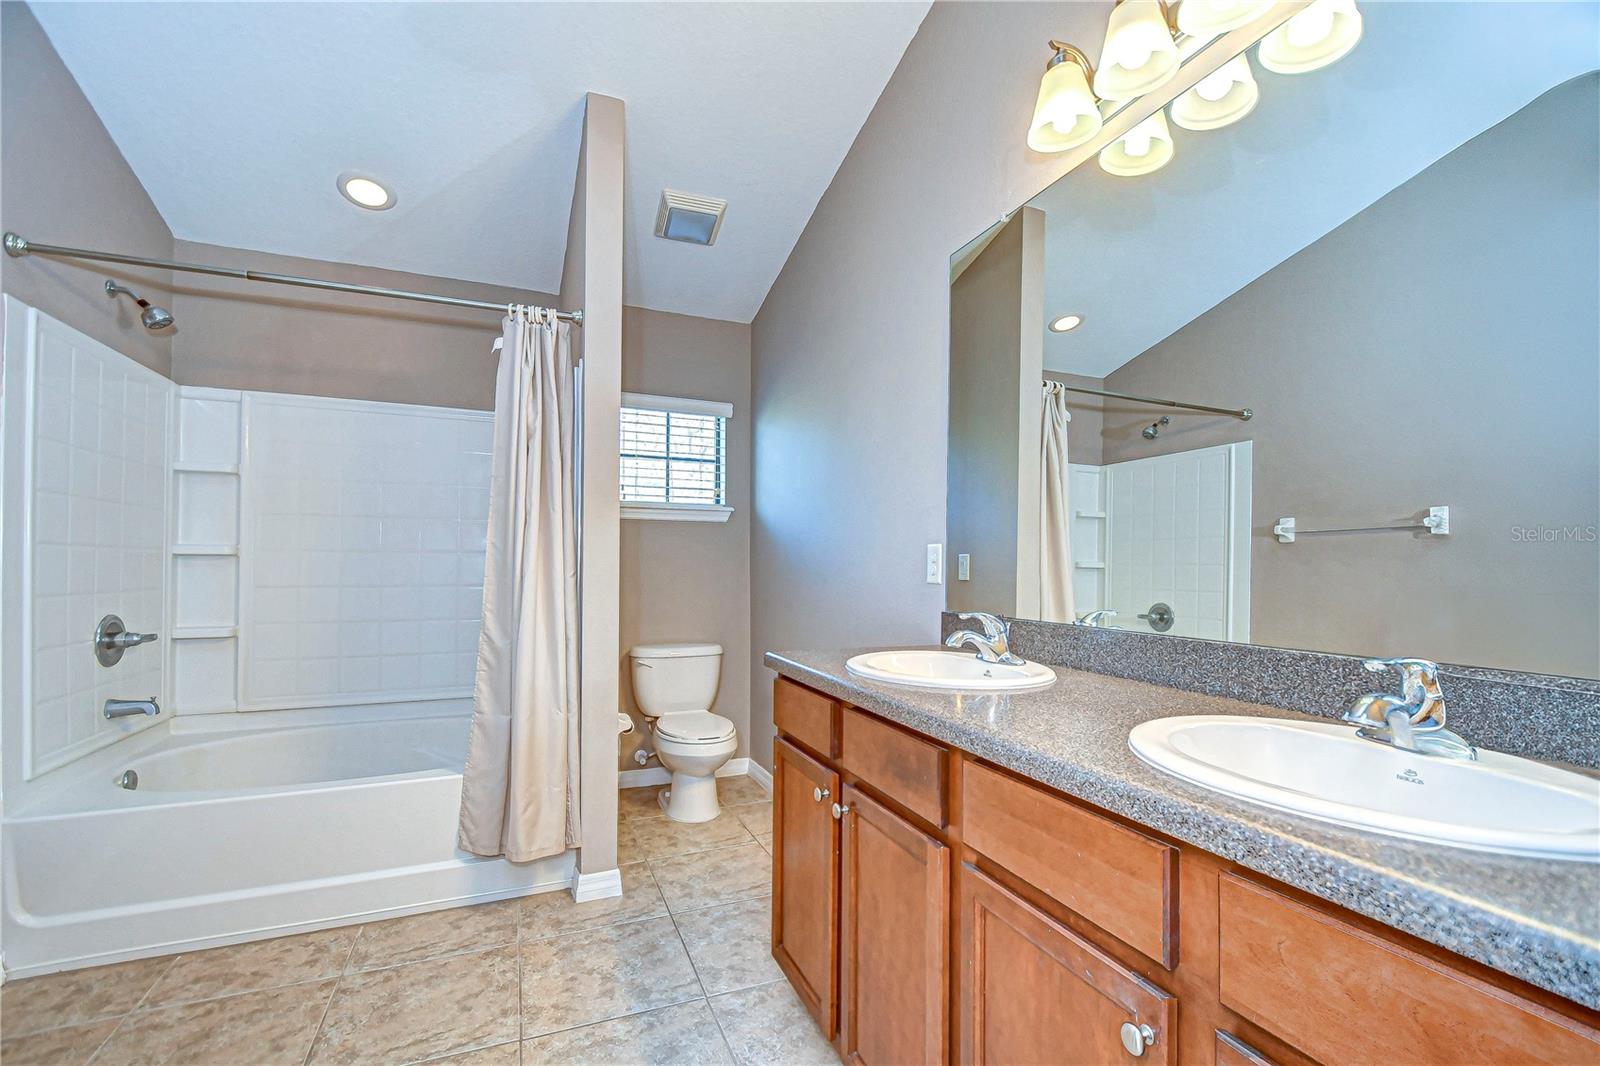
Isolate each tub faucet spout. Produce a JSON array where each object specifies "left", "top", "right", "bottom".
[{"left": 105, "top": 697, "right": 160, "bottom": 720}]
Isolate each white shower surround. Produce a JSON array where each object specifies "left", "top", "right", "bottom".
[{"left": 2, "top": 300, "right": 569, "bottom": 977}]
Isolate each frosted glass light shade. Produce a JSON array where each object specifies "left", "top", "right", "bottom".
[
  {"left": 1028, "top": 57, "right": 1103, "bottom": 152},
  {"left": 1170, "top": 53, "right": 1259, "bottom": 130},
  {"left": 1099, "top": 110, "right": 1175, "bottom": 176},
  {"left": 1258, "top": 0, "right": 1362, "bottom": 74},
  {"left": 1093, "top": 1, "right": 1180, "bottom": 100},
  {"left": 1176, "top": 0, "right": 1273, "bottom": 37}
]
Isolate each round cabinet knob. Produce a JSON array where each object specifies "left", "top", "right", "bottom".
[
  {"left": 813, "top": 786, "right": 830, "bottom": 802},
  {"left": 1119, "top": 1022, "right": 1155, "bottom": 1058},
  {"left": 831, "top": 802, "right": 851, "bottom": 820}
]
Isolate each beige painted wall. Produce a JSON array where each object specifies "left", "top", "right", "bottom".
[
  {"left": 619, "top": 307, "right": 752, "bottom": 766},
  {"left": 1101, "top": 74, "right": 1599, "bottom": 677},
  {"left": 169, "top": 241, "right": 552, "bottom": 410},
  {"left": 564, "top": 93, "right": 626, "bottom": 876},
  {"left": 947, "top": 208, "right": 1044, "bottom": 616},
  {"left": 0, "top": 3, "right": 173, "bottom": 375}
]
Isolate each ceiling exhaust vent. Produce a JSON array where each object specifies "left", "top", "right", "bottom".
[{"left": 654, "top": 189, "right": 726, "bottom": 247}]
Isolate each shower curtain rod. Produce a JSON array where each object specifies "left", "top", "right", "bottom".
[
  {"left": 3, "top": 232, "right": 583, "bottom": 324},
  {"left": 1047, "top": 378, "right": 1252, "bottom": 421}
]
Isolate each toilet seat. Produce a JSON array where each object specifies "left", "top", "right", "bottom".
[{"left": 654, "top": 711, "right": 736, "bottom": 744}]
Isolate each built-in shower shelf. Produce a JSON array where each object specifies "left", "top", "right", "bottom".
[
  {"left": 1074, "top": 561, "right": 1106, "bottom": 570},
  {"left": 171, "top": 626, "right": 238, "bottom": 640},
  {"left": 1075, "top": 510, "right": 1108, "bottom": 519},
  {"left": 172, "top": 544, "right": 238, "bottom": 556},
  {"left": 173, "top": 460, "right": 240, "bottom": 475}
]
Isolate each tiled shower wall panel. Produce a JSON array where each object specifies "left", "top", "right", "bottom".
[
  {"left": 239, "top": 393, "right": 491, "bottom": 710},
  {"left": 24, "top": 306, "right": 171, "bottom": 776}
]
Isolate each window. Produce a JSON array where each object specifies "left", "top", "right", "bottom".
[{"left": 619, "top": 392, "right": 733, "bottom": 522}]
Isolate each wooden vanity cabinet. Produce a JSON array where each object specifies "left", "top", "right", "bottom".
[{"left": 769, "top": 677, "right": 1600, "bottom": 1066}]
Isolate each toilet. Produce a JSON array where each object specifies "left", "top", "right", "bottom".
[{"left": 629, "top": 642, "right": 737, "bottom": 822}]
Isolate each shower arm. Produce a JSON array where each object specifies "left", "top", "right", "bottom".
[{"left": 4, "top": 232, "right": 583, "bottom": 324}]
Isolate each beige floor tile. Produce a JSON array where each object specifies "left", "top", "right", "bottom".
[
  {"left": 520, "top": 864, "right": 666, "bottom": 941},
  {"left": 143, "top": 926, "right": 357, "bottom": 1006},
  {"left": 424, "top": 1039, "right": 521, "bottom": 1064},
  {"left": 347, "top": 899, "right": 519, "bottom": 971},
  {"left": 618, "top": 810, "right": 753, "bottom": 863},
  {"left": 618, "top": 784, "right": 668, "bottom": 820},
  {"left": 308, "top": 946, "right": 519, "bottom": 1065},
  {"left": 0, "top": 955, "right": 173, "bottom": 1037},
  {"left": 0, "top": 1018, "right": 118, "bottom": 1066},
  {"left": 520, "top": 915, "right": 700, "bottom": 1038},
  {"left": 522, "top": 1000, "right": 734, "bottom": 1065},
  {"left": 672, "top": 897, "right": 783, "bottom": 996},
  {"left": 709, "top": 980, "right": 840, "bottom": 1066},
  {"left": 754, "top": 832, "right": 773, "bottom": 855},
  {"left": 649, "top": 843, "right": 771, "bottom": 914},
  {"left": 732, "top": 802, "right": 771, "bottom": 835},
  {"left": 718, "top": 776, "right": 770, "bottom": 807},
  {"left": 93, "top": 980, "right": 336, "bottom": 1066}
]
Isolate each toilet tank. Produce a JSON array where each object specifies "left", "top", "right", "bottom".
[{"left": 630, "top": 643, "right": 723, "bottom": 717}]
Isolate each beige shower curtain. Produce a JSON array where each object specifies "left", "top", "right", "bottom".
[
  {"left": 1040, "top": 381, "right": 1076, "bottom": 623},
  {"left": 458, "top": 307, "right": 580, "bottom": 862}
]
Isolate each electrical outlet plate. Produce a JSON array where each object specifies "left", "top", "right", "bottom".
[
  {"left": 957, "top": 553, "right": 971, "bottom": 581},
  {"left": 926, "top": 543, "right": 944, "bottom": 584}
]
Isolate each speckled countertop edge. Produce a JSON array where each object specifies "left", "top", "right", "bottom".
[{"left": 765, "top": 649, "right": 1600, "bottom": 1010}]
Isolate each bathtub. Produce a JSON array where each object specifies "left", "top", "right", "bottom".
[{"left": 1, "top": 701, "right": 573, "bottom": 978}]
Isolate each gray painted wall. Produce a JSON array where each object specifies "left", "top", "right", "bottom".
[
  {"left": 0, "top": 2, "right": 174, "bottom": 375},
  {"left": 619, "top": 307, "right": 753, "bottom": 765},
  {"left": 1100, "top": 74, "right": 1599, "bottom": 677},
  {"left": 748, "top": 2, "right": 1114, "bottom": 770}
]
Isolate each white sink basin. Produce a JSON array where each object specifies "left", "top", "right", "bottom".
[
  {"left": 1130, "top": 716, "right": 1600, "bottom": 861},
  {"left": 846, "top": 649, "right": 1056, "bottom": 692}
]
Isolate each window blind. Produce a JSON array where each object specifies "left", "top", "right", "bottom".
[{"left": 619, "top": 403, "right": 727, "bottom": 506}]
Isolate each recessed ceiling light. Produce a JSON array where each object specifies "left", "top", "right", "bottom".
[
  {"left": 1049, "top": 314, "right": 1084, "bottom": 332},
  {"left": 338, "top": 173, "right": 395, "bottom": 211}
]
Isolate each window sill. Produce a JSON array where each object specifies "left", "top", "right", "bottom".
[{"left": 621, "top": 502, "right": 734, "bottom": 523}]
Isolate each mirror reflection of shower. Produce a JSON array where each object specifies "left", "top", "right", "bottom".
[
  {"left": 104, "top": 278, "right": 174, "bottom": 331},
  {"left": 1141, "top": 415, "right": 1170, "bottom": 440}
]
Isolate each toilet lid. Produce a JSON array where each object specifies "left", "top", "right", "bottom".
[{"left": 655, "top": 711, "right": 736, "bottom": 743}]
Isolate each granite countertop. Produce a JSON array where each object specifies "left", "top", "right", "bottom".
[{"left": 765, "top": 648, "right": 1600, "bottom": 1010}]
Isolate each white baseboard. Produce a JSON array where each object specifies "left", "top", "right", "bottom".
[
  {"left": 617, "top": 757, "right": 770, "bottom": 793},
  {"left": 571, "top": 867, "right": 623, "bottom": 903}
]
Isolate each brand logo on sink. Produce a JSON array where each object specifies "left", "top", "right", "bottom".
[{"left": 1396, "top": 768, "right": 1425, "bottom": 785}]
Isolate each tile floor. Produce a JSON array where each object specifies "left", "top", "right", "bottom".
[{"left": 0, "top": 775, "right": 836, "bottom": 1066}]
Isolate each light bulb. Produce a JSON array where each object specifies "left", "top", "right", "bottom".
[
  {"left": 1258, "top": 0, "right": 1362, "bottom": 74},
  {"left": 1170, "top": 53, "right": 1258, "bottom": 131},
  {"left": 1286, "top": 4, "right": 1335, "bottom": 47},
  {"left": 1094, "top": 1, "right": 1180, "bottom": 100},
  {"left": 1099, "top": 111, "right": 1174, "bottom": 176},
  {"left": 1027, "top": 52, "right": 1104, "bottom": 152},
  {"left": 1176, "top": 0, "right": 1274, "bottom": 36},
  {"left": 1195, "top": 68, "right": 1234, "bottom": 102}
]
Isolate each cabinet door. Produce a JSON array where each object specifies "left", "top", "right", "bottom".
[
  {"left": 959, "top": 864, "right": 1175, "bottom": 1066},
  {"left": 773, "top": 737, "right": 841, "bottom": 1038},
  {"left": 839, "top": 784, "right": 949, "bottom": 1066}
]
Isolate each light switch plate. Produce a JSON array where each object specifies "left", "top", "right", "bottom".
[
  {"left": 926, "top": 543, "right": 944, "bottom": 584},
  {"left": 957, "top": 553, "right": 970, "bottom": 581}
]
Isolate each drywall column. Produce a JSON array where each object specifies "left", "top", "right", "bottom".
[{"left": 563, "top": 92, "right": 626, "bottom": 895}]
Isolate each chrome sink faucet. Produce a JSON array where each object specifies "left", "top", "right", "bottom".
[
  {"left": 1341, "top": 657, "right": 1477, "bottom": 761},
  {"left": 945, "top": 612, "right": 1025, "bottom": 666},
  {"left": 1077, "top": 609, "right": 1119, "bottom": 628}
]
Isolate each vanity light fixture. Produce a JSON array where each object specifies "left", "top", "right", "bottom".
[
  {"left": 1049, "top": 314, "right": 1084, "bottom": 332},
  {"left": 1258, "top": 0, "right": 1363, "bottom": 74},
  {"left": 337, "top": 173, "right": 395, "bottom": 211},
  {"left": 1176, "top": 0, "right": 1274, "bottom": 37},
  {"left": 1093, "top": 0, "right": 1181, "bottom": 101},
  {"left": 1099, "top": 110, "right": 1175, "bottom": 176},
  {"left": 1027, "top": 42, "right": 1104, "bottom": 152},
  {"left": 1170, "top": 52, "right": 1259, "bottom": 130}
]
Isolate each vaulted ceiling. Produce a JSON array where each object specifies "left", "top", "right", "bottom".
[{"left": 30, "top": 1, "right": 930, "bottom": 323}]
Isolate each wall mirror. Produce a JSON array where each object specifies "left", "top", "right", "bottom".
[{"left": 946, "top": 3, "right": 1599, "bottom": 679}]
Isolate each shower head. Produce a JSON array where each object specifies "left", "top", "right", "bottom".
[
  {"left": 105, "top": 280, "right": 174, "bottom": 331},
  {"left": 1142, "top": 415, "right": 1171, "bottom": 440}
]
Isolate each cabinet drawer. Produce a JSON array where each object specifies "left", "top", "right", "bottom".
[
  {"left": 774, "top": 678, "right": 835, "bottom": 757},
  {"left": 1214, "top": 1031, "right": 1275, "bottom": 1066},
  {"left": 962, "top": 760, "right": 1176, "bottom": 965},
  {"left": 1218, "top": 874, "right": 1600, "bottom": 1065},
  {"left": 839, "top": 706, "right": 946, "bottom": 827}
]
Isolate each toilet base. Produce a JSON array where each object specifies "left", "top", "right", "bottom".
[{"left": 660, "top": 772, "right": 722, "bottom": 823}]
